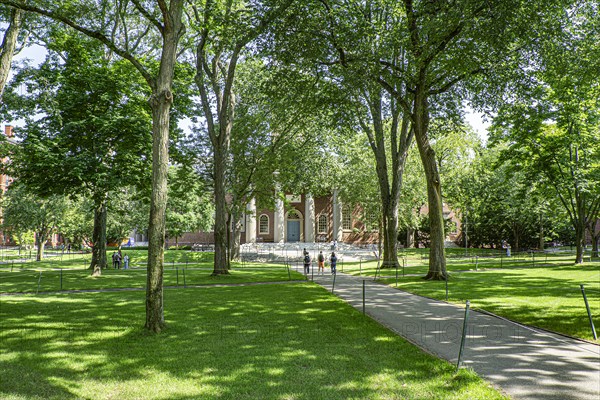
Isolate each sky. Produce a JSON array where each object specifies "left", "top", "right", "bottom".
[{"left": 8, "top": 45, "right": 491, "bottom": 142}]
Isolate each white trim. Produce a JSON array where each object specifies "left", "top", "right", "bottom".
[
  {"left": 285, "top": 209, "right": 304, "bottom": 242},
  {"left": 317, "top": 214, "right": 328, "bottom": 234},
  {"left": 342, "top": 205, "right": 352, "bottom": 231},
  {"left": 259, "top": 214, "right": 270, "bottom": 235}
]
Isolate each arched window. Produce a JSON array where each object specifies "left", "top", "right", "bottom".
[
  {"left": 342, "top": 205, "right": 352, "bottom": 230},
  {"left": 259, "top": 214, "right": 269, "bottom": 234},
  {"left": 288, "top": 209, "right": 302, "bottom": 220},
  {"left": 318, "top": 214, "right": 328, "bottom": 234}
]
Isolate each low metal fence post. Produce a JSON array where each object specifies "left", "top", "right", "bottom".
[
  {"left": 362, "top": 280, "right": 366, "bottom": 315},
  {"left": 456, "top": 300, "right": 471, "bottom": 370},
  {"left": 580, "top": 284, "right": 597, "bottom": 340},
  {"left": 36, "top": 271, "right": 43, "bottom": 294},
  {"left": 403, "top": 257, "right": 405, "bottom": 277}
]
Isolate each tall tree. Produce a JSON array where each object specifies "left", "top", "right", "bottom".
[
  {"left": 490, "top": 3, "right": 600, "bottom": 263},
  {"left": 0, "top": 6, "right": 24, "bottom": 99},
  {"left": 273, "top": 2, "right": 414, "bottom": 269},
  {"left": 189, "top": 0, "right": 293, "bottom": 275},
  {"left": 0, "top": 0, "right": 185, "bottom": 332},
  {"left": 1, "top": 183, "right": 67, "bottom": 260},
  {"left": 5, "top": 34, "right": 152, "bottom": 276},
  {"left": 311, "top": 0, "right": 572, "bottom": 279}
]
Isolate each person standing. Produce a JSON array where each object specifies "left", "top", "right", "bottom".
[
  {"left": 111, "top": 251, "right": 118, "bottom": 269},
  {"left": 123, "top": 254, "right": 129, "bottom": 269},
  {"left": 330, "top": 252, "right": 337, "bottom": 275},
  {"left": 303, "top": 250, "right": 311, "bottom": 275},
  {"left": 317, "top": 251, "right": 325, "bottom": 275}
]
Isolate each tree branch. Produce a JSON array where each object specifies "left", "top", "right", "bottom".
[
  {"left": 131, "top": 0, "right": 164, "bottom": 36},
  {"left": 0, "top": 0, "right": 155, "bottom": 88}
]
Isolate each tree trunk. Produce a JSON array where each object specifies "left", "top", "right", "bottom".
[
  {"left": 413, "top": 89, "right": 447, "bottom": 280},
  {"left": 406, "top": 227, "right": 415, "bottom": 248},
  {"left": 539, "top": 213, "right": 545, "bottom": 250},
  {"left": 35, "top": 233, "right": 46, "bottom": 261},
  {"left": 145, "top": 1, "right": 184, "bottom": 333},
  {"left": 213, "top": 144, "right": 230, "bottom": 275},
  {"left": 361, "top": 92, "right": 409, "bottom": 269},
  {"left": 511, "top": 223, "right": 519, "bottom": 253},
  {"left": 230, "top": 217, "right": 242, "bottom": 262},
  {"left": 145, "top": 94, "right": 172, "bottom": 333},
  {"left": 89, "top": 198, "right": 107, "bottom": 276},
  {"left": 0, "top": 8, "right": 22, "bottom": 100},
  {"left": 588, "top": 218, "right": 600, "bottom": 258},
  {"left": 574, "top": 221, "right": 585, "bottom": 264},
  {"left": 381, "top": 207, "right": 399, "bottom": 268}
]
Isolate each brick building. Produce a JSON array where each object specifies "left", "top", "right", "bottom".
[{"left": 167, "top": 190, "right": 379, "bottom": 247}]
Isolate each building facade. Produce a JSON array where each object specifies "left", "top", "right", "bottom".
[{"left": 166, "top": 190, "right": 379, "bottom": 247}]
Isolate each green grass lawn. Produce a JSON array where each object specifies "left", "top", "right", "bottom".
[
  {"left": 0, "top": 249, "right": 214, "bottom": 270},
  {"left": 0, "top": 263, "right": 304, "bottom": 293},
  {"left": 0, "top": 284, "right": 506, "bottom": 400},
  {"left": 340, "top": 249, "right": 586, "bottom": 277},
  {"left": 376, "top": 262, "right": 600, "bottom": 343}
]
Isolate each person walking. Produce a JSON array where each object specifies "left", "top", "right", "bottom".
[
  {"left": 317, "top": 251, "right": 325, "bottom": 275},
  {"left": 303, "top": 250, "right": 311, "bottom": 275},
  {"left": 111, "top": 251, "right": 118, "bottom": 269},
  {"left": 330, "top": 252, "right": 337, "bottom": 275}
]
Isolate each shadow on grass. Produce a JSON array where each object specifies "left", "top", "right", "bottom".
[
  {"left": 0, "top": 284, "right": 504, "bottom": 400},
  {"left": 380, "top": 263, "right": 600, "bottom": 342},
  {"left": 0, "top": 265, "right": 305, "bottom": 294}
]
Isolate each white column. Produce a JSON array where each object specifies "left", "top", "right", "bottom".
[
  {"left": 305, "top": 193, "right": 315, "bottom": 243},
  {"left": 245, "top": 198, "right": 257, "bottom": 243},
  {"left": 274, "top": 195, "right": 285, "bottom": 243},
  {"left": 333, "top": 189, "right": 343, "bottom": 241}
]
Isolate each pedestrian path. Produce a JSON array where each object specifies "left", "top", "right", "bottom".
[{"left": 311, "top": 272, "right": 600, "bottom": 400}]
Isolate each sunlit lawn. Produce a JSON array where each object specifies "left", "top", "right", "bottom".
[
  {"left": 0, "top": 263, "right": 304, "bottom": 294},
  {"left": 0, "top": 284, "right": 506, "bottom": 400},
  {"left": 0, "top": 249, "right": 214, "bottom": 270},
  {"left": 376, "top": 262, "right": 600, "bottom": 343},
  {"left": 341, "top": 248, "right": 586, "bottom": 277}
]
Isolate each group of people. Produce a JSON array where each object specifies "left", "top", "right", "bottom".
[
  {"left": 111, "top": 251, "right": 130, "bottom": 269},
  {"left": 303, "top": 248, "right": 337, "bottom": 276}
]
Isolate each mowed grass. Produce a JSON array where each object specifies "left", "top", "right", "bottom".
[
  {"left": 376, "top": 262, "right": 600, "bottom": 343},
  {"left": 0, "top": 249, "right": 213, "bottom": 271},
  {"left": 340, "top": 248, "right": 588, "bottom": 277},
  {"left": 0, "top": 264, "right": 304, "bottom": 293},
  {"left": 0, "top": 249, "right": 305, "bottom": 293},
  {"left": 0, "top": 284, "right": 506, "bottom": 400}
]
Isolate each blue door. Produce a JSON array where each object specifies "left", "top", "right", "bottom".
[{"left": 287, "top": 221, "right": 300, "bottom": 242}]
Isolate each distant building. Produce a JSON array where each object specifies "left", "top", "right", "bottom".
[{"left": 166, "top": 191, "right": 379, "bottom": 247}]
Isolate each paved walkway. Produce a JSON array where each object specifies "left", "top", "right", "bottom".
[{"left": 310, "top": 272, "right": 600, "bottom": 400}]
